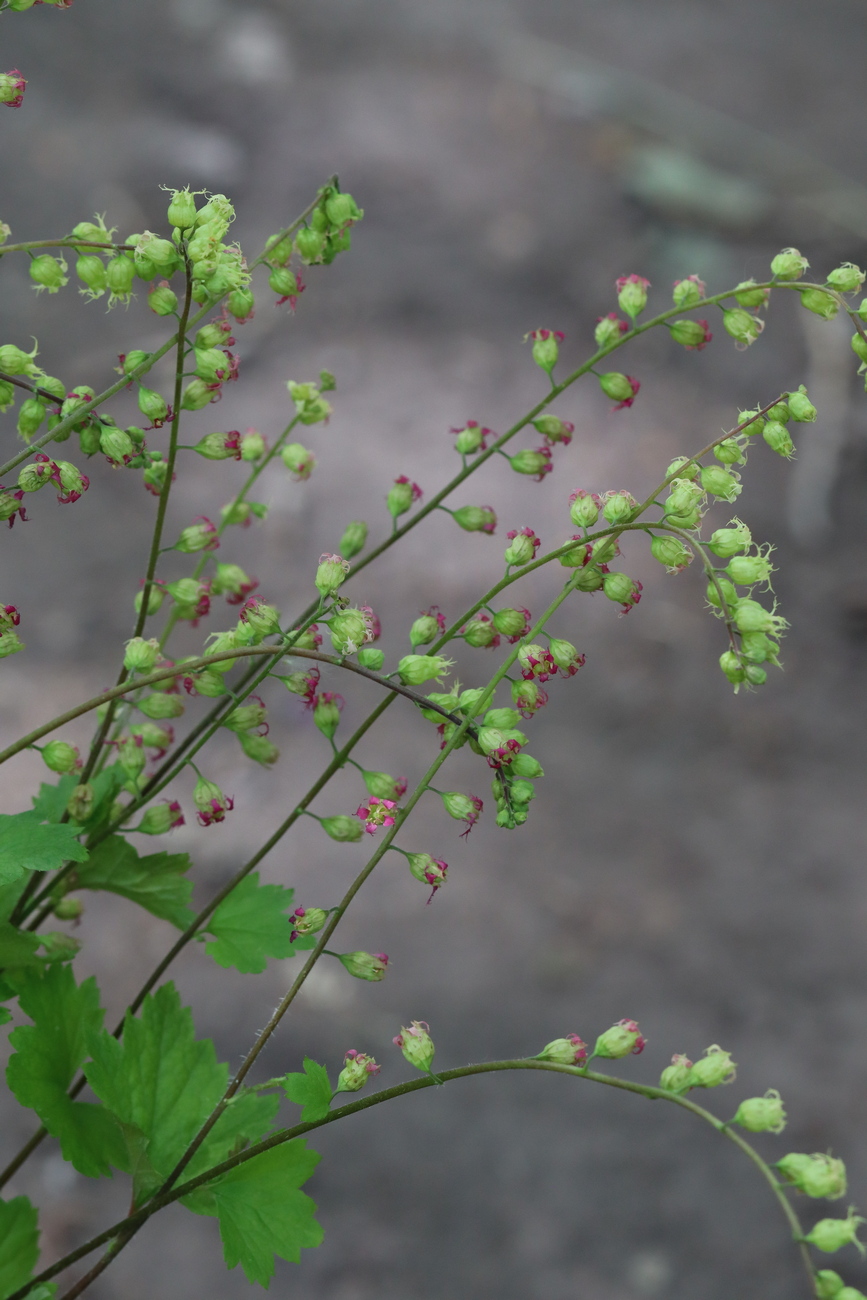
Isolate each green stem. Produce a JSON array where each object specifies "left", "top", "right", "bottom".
[{"left": 9, "top": 1060, "right": 816, "bottom": 1300}]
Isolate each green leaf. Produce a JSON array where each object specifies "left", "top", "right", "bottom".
[
  {"left": 0, "top": 1195, "right": 39, "bottom": 1299},
  {"left": 85, "top": 982, "right": 227, "bottom": 1202},
  {"left": 6, "top": 965, "right": 124, "bottom": 1178},
  {"left": 281, "top": 1058, "right": 332, "bottom": 1123},
  {"left": 204, "top": 1141, "right": 322, "bottom": 1285},
  {"left": 0, "top": 813, "right": 88, "bottom": 887},
  {"left": 0, "top": 923, "right": 42, "bottom": 970},
  {"left": 181, "top": 1091, "right": 280, "bottom": 1214},
  {"left": 72, "top": 835, "right": 193, "bottom": 929},
  {"left": 202, "top": 873, "right": 297, "bottom": 973},
  {"left": 32, "top": 765, "right": 124, "bottom": 832}
]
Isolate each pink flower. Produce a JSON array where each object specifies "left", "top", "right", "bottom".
[
  {"left": 595, "top": 312, "right": 628, "bottom": 334},
  {"left": 687, "top": 320, "right": 713, "bottom": 351},
  {"left": 529, "top": 328, "right": 565, "bottom": 342},
  {"left": 617, "top": 1018, "right": 647, "bottom": 1054},
  {"left": 355, "top": 797, "right": 399, "bottom": 834},
  {"left": 0, "top": 487, "right": 27, "bottom": 528},
  {"left": 615, "top": 274, "right": 650, "bottom": 294},
  {"left": 506, "top": 526, "right": 541, "bottom": 557}
]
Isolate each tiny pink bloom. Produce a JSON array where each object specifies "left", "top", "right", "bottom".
[
  {"left": 355, "top": 797, "right": 399, "bottom": 834},
  {"left": 615, "top": 274, "right": 650, "bottom": 293},
  {"left": 394, "top": 474, "right": 423, "bottom": 503},
  {"left": 613, "top": 377, "right": 640, "bottom": 410},
  {"left": 595, "top": 312, "right": 629, "bottom": 334},
  {"left": 529, "top": 328, "right": 565, "bottom": 342}
]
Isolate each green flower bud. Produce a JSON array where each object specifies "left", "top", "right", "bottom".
[
  {"left": 361, "top": 771, "right": 405, "bottom": 801},
  {"left": 409, "top": 612, "right": 442, "bottom": 647},
  {"left": 527, "top": 328, "right": 562, "bottom": 374},
  {"left": 222, "top": 699, "right": 268, "bottom": 734},
  {"left": 398, "top": 654, "right": 453, "bottom": 685},
  {"left": 601, "top": 490, "right": 636, "bottom": 525},
  {"left": 313, "top": 695, "right": 342, "bottom": 740},
  {"left": 180, "top": 378, "right": 217, "bottom": 411},
  {"left": 732, "top": 1089, "right": 787, "bottom": 1133},
  {"left": 713, "top": 437, "right": 746, "bottom": 465},
  {"left": 315, "top": 552, "right": 350, "bottom": 596},
  {"left": 238, "top": 732, "right": 279, "bottom": 766},
  {"left": 788, "top": 386, "right": 818, "bottom": 422},
  {"left": 65, "top": 784, "right": 94, "bottom": 823},
  {"left": 616, "top": 274, "right": 650, "bottom": 318},
  {"left": 536, "top": 1035, "right": 588, "bottom": 1066},
  {"left": 338, "top": 950, "right": 388, "bottom": 981},
  {"left": 387, "top": 477, "right": 421, "bottom": 518},
  {"left": 18, "top": 460, "right": 53, "bottom": 493},
  {"left": 598, "top": 371, "right": 638, "bottom": 403},
  {"left": 124, "top": 636, "right": 160, "bottom": 673},
  {"left": 186, "top": 668, "right": 229, "bottom": 698},
  {"left": 722, "top": 309, "right": 764, "bottom": 346},
  {"left": 321, "top": 815, "right": 364, "bottom": 843},
  {"left": 569, "top": 561, "right": 603, "bottom": 591},
  {"left": 665, "top": 478, "right": 704, "bottom": 517},
  {"left": 458, "top": 687, "right": 487, "bottom": 715},
  {"left": 770, "top": 247, "right": 809, "bottom": 281},
  {"left": 700, "top": 465, "right": 742, "bottom": 501},
  {"left": 29, "top": 253, "right": 68, "bottom": 294},
  {"left": 805, "top": 1210, "right": 865, "bottom": 1256},
  {"left": 17, "top": 398, "right": 46, "bottom": 441},
  {"left": 659, "top": 1053, "right": 693, "bottom": 1092},
  {"left": 602, "top": 571, "right": 642, "bottom": 609},
  {"left": 295, "top": 226, "right": 326, "bottom": 263},
  {"left": 75, "top": 254, "right": 107, "bottom": 298},
  {"left": 174, "top": 518, "right": 218, "bottom": 553},
  {"left": 202, "top": 630, "right": 239, "bottom": 673},
  {"left": 452, "top": 504, "right": 497, "bottom": 533},
  {"left": 357, "top": 645, "right": 384, "bottom": 671},
  {"left": 719, "top": 650, "right": 746, "bottom": 687},
  {"left": 394, "top": 1020, "right": 435, "bottom": 1070},
  {"left": 100, "top": 427, "right": 134, "bottom": 462},
  {"left": 778, "top": 1153, "right": 847, "bottom": 1200},
  {"left": 227, "top": 286, "right": 255, "bottom": 321},
  {"left": 138, "top": 692, "right": 185, "bottom": 720},
  {"left": 0, "top": 343, "right": 39, "bottom": 376},
  {"left": 133, "top": 801, "right": 185, "bottom": 835},
  {"left": 324, "top": 190, "right": 363, "bottom": 227},
  {"left": 0, "top": 630, "right": 24, "bottom": 659},
  {"left": 739, "top": 632, "right": 779, "bottom": 665},
  {"left": 594, "top": 313, "right": 627, "bottom": 347},
  {"left": 668, "top": 318, "right": 712, "bottom": 348},
  {"left": 733, "top": 598, "right": 787, "bottom": 637},
  {"left": 827, "top": 263, "right": 865, "bottom": 293},
  {"left": 464, "top": 617, "right": 497, "bottom": 648},
  {"left": 0, "top": 382, "right": 16, "bottom": 413},
  {"left": 166, "top": 187, "right": 199, "bottom": 230},
  {"left": 726, "top": 553, "right": 774, "bottom": 586},
  {"left": 328, "top": 607, "right": 370, "bottom": 655},
  {"left": 672, "top": 275, "right": 705, "bottom": 308},
  {"left": 138, "top": 387, "right": 168, "bottom": 424},
  {"left": 593, "top": 1019, "right": 646, "bottom": 1059},
  {"left": 709, "top": 520, "right": 752, "bottom": 558},
  {"left": 511, "top": 444, "right": 553, "bottom": 477},
  {"left": 117, "top": 735, "right": 146, "bottom": 780},
  {"left": 42, "top": 741, "right": 81, "bottom": 774},
  {"left": 134, "top": 583, "right": 165, "bottom": 617},
  {"left": 488, "top": 608, "right": 526, "bottom": 639},
  {"left": 686, "top": 1044, "right": 736, "bottom": 1088},
  {"left": 147, "top": 283, "right": 178, "bottom": 315},
  {"left": 815, "top": 1272, "right": 846, "bottom": 1300},
  {"left": 733, "top": 279, "right": 770, "bottom": 309},
  {"left": 281, "top": 443, "right": 316, "bottom": 480},
  {"left": 510, "top": 753, "right": 544, "bottom": 779},
  {"left": 336, "top": 1051, "right": 379, "bottom": 1093},
  {"left": 800, "top": 288, "right": 839, "bottom": 320},
  {"left": 650, "top": 534, "right": 692, "bottom": 572}
]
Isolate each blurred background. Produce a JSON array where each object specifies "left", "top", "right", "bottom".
[{"left": 2, "top": 0, "right": 867, "bottom": 1296}]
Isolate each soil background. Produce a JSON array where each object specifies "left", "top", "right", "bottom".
[{"left": 3, "top": 2, "right": 867, "bottom": 1297}]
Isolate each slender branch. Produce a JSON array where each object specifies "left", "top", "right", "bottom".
[
  {"left": 7, "top": 1059, "right": 815, "bottom": 1300},
  {"left": 0, "top": 239, "right": 136, "bottom": 255}
]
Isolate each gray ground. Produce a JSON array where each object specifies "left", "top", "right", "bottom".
[{"left": 3, "top": 0, "right": 867, "bottom": 1297}]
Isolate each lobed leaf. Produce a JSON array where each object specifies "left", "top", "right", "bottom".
[
  {"left": 6, "top": 964, "right": 123, "bottom": 1178},
  {"left": 0, "top": 1195, "right": 40, "bottom": 1300},
  {"left": 72, "top": 835, "right": 194, "bottom": 929},
  {"left": 202, "top": 872, "right": 299, "bottom": 973},
  {"left": 0, "top": 812, "right": 88, "bottom": 887},
  {"left": 281, "top": 1057, "right": 332, "bottom": 1123}
]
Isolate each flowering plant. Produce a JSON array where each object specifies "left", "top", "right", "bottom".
[{"left": 0, "top": 8, "right": 866, "bottom": 1299}]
